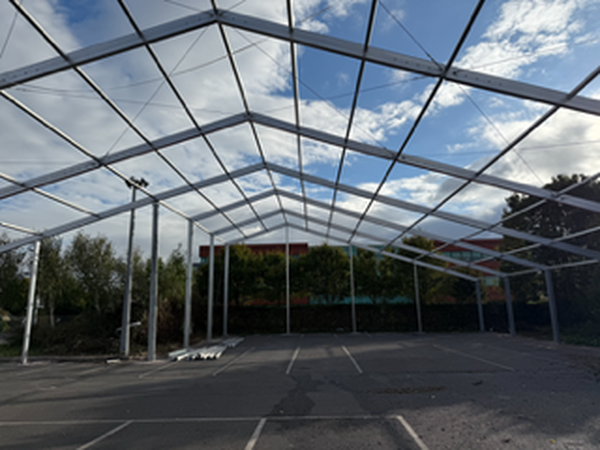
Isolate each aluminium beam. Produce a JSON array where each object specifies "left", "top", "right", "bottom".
[
  {"left": 223, "top": 244, "right": 230, "bottom": 337},
  {"left": 207, "top": 234, "right": 215, "bottom": 342},
  {"left": 275, "top": 189, "right": 544, "bottom": 271},
  {"left": 212, "top": 203, "right": 502, "bottom": 276},
  {"left": 217, "top": 11, "right": 600, "bottom": 116},
  {"left": 0, "top": 113, "right": 247, "bottom": 200},
  {"left": 190, "top": 189, "right": 273, "bottom": 221},
  {"left": 475, "top": 281, "right": 485, "bottom": 332},
  {"left": 413, "top": 264, "right": 423, "bottom": 333},
  {"left": 192, "top": 186, "right": 542, "bottom": 271},
  {"left": 266, "top": 163, "right": 600, "bottom": 261},
  {"left": 284, "top": 207, "right": 504, "bottom": 277},
  {"left": 184, "top": 219, "right": 193, "bottom": 348},
  {"left": 147, "top": 201, "right": 159, "bottom": 361},
  {"left": 226, "top": 222, "right": 287, "bottom": 245},
  {"left": 21, "top": 241, "right": 40, "bottom": 364},
  {"left": 244, "top": 209, "right": 481, "bottom": 282},
  {"left": 211, "top": 209, "right": 282, "bottom": 236},
  {"left": 0, "top": 10, "right": 217, "bottom": 89},
  {"left": 0, "top": 164, "right": 264, "bottom": 254},
  {"left": 252, "top": 113, "right": 600, "bottom": 215},
  {"left": 231, "top": 218, "right": 479, "bottom": 282},
  {"left": 544, "top": 269, "right": 560, "bottom": 343},
  {"left": 2, "top": 10, "right": 600, "bottom": 117}
]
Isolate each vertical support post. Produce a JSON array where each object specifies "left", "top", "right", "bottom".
[
  {"left": 21, "top": 240, "right": 40, "bottom": 365},
  {"left": 475, "top": 280, "right": 485, "bottom": 332},
  {"left": 544, "top": 269, "right": 560, "bottom": 343},
  {"left": 207, "top": 234, "right": 215, "bottom": 341},
  {"left": 223, "top": 244, "right": 230, "bottom": 337},
  {"left": 120, "top": 187, "right": 136, "bottom": 358},
  {"left": 184, "top": 220, "right": 193, "bottom": 349},
  {"left": 147, "top": 201, "right": 159, "bottom": 361},
  {"left": 285, "top": 227, "right": 291, "bottom": 334},
  {"left": 414, "top": 264, "right": 423, "bottom": 333},
  {"left": 503, "top": 276, "right": 516, "bottom": 336},
  {"left": 348, "top": 245, "right": 357, "bottom": 333}
]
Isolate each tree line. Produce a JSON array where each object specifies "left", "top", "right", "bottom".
[{"left": 1, "top": 173, "right": 599, "bottom": 351}]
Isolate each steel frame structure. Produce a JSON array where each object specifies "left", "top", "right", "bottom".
[{"left": 1, "top": 1, "right": 599, "bottom": 352}]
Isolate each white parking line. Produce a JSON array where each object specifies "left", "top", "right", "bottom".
[
  {"left": 244, "top": 418, "right": 267, "bottom": 450},
  {"left": 286, "top": 346, "right": 301, "bottom": 375},
  {"left": 76, "top": 421, "right": 132, "bottom": 450},
  {"left": 212, "top": 347, "right": 254, "bottom": 377},
  {"left": 342, "top": 346, "right": 363, "bottom": 374},
  {"left": 396, "top": 415, "right": 429, "bottom": 450},
  {"left": 433, "top": 344, "right": 515, "bottom": 372},
  {"left": 77, "top": 366, "right": 107, "bottom": 377},
  {"left": 138, "top": 361, "right": 177, "bottom": 379}
]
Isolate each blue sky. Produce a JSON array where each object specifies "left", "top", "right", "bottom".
[{"left": 0, "top": 0, "right": 599, "bottom": 258}]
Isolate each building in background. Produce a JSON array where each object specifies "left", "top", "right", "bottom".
[
  {"left": 199, "top": 243, "right": 308, "bottom": 263},
  {"left": 435, "top": 238, "right": 504, "bottom": 302}
]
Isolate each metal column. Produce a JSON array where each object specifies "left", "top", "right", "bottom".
[
  {"left": 503, "top": 276, "right": 516, "bottom": 336},
  {"left": 21, "top": 240, "right": 40, "bottom": 365},
  {"left": 475, "top": 280, "right": 485, "bottom": 332},
  {"left": 147, "top": 201, "right": 159, "bottom": 361},
  {"left": 223, "top": 244, "right": 230, "bottom": 337},
  {"left": 348, "top": 245, "right": 357, "bottom": 333},
  {"left": 120, "top": 187, "right": 137, "bottom": 358},
  {"left": 544, "top": 269, "right": 560, "bottom": 343},
  {"left": 285, "top": 227, "right": 291, "bottom": 334},
  {"left": 413, "top": 264, "right": 423, "bottom": 333},
  {"left": 207, "top": 234, "right": 215, "bottom": 341},
  {"left": 184, "top": 220, "right": 193, "bottom": 349}
]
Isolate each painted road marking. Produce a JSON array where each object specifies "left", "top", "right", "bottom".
[
  {"left": 0, "top": 415, "right": 398, "bottom": 427},
  {"left": 396, "top": 415, "right": 429, "bottom": 450},
  {"left": 342, "top": 346, "right": 363, "bottom": 374},
  {"left": 286, "top": 346, "right": 301, "bottom": 375},
  {"left": 244, "top": 418, "right": 267, "bottom": 450},
  {"left": 76, "top": 421, "right": 132, "bottom": 450},
  {"left": 433, "top": 344, "right": 515, "bottom": 372},
  {"left": 138, "top": 361, "right": 177, "bottom": 379},
  {"left": 212, "top": 347, "right": 254, "bottom": 377}
]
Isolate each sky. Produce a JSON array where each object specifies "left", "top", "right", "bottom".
[{"left": 0, "top": 0, "right": 599, "bottom": 261}]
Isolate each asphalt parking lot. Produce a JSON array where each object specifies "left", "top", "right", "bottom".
[{"left": 1, "top": 333, "right": 600, "bottom": 449}]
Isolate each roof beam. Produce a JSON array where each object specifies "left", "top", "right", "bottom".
[
  {"left": 219, "top": 11, "right": 600, "bottom": 116},
  {"left": 267, "top": 163, "right": 600, "bottom": 261},
  {"left": 276, "top": 189, "right": 545, "bottom": 271},
  {"left": 284, "top": 223, "right": 479, "bottom": 282},
  {"left": 0, "top": 10, "right": 217, "bottom": 89},
  {"left": 185, "top": 187, "right": 536, "bottom": 270},
  {"left": 285, "top": 208, "right": 503, "bottom": 277},
  {"left": 0, "top": 113, "right": 247, "bottom": 200},
  {"left": 0, "top": 164, "right": 264, "bottom": 254},
  {"left": 2, "top": 10, "right": 599, "bottom": 116},
  {"left": 252, "top": 113, "right": 600, "bottom": 214}
]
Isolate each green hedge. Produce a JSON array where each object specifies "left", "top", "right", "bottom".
[{"left": 209, "top": 302, "right": 554, "bottom": 335}]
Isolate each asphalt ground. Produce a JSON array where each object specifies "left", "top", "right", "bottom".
[{"left": 1, "top": 333, "right": 600, "bottom": 449}]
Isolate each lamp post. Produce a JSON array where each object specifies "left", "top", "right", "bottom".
[{"left": 120, "top": 176, "right": 148, "bottom": 359}]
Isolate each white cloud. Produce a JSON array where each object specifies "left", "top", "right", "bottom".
[{"left": 1, "top": 0, "right": 599, "bottom": 256}]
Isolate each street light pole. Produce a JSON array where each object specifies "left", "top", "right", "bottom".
[{"left": 120, "top": 176, "right": 148, "bottom": 359}]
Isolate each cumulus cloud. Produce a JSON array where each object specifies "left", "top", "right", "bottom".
[{"left": 1, "top": 0, "right": 599, "bottom": 255}]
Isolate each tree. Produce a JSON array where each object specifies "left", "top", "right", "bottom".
[
  {"left": 65, "top": 232, "right": 120, "bottom": 314},
  {"left": 256, "top": 252, "right": 286, "bottom": 305},
  {"left": 379, "top": 236, "right": 454, "bottom": 304},
  {"left": 196, "top": 244, "right": 261, "bottom": 307},
  {"left": 0, "top": 234, "right": 28, "bottom": 315},
  {"left": 501, "top": 174, "right": 600, "bottom": 324},
  {"left": 37, "top": 238, "right": 78, "bottom": 326},
  {"left": 298, "top": 244, "right": 349, "bottom": 304},
  {"left": 353, "top": 248, "right": 386, "bottom": 304}
]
